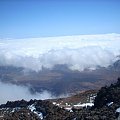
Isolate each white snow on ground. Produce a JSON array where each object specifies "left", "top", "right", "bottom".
[
  {"left": 28, "top": 104, "right": 43, "bottom": 119},
  {"left": 33, "top": 111, "right": 43, "bottom": 119},
  {"left": 56, "top": 103, "right": 60, "bottom": 106},
  {"left": 116, "top": 107, "right": 120, "bottom": 113},
  {"left": 74, "top": 103, "right": 94, "bottom": 107},
  {"left": 116, "top": 107, "right": 120, "bottom": 120},
  {"left": 107, "top": 102, "right": 113, "bottom": 106},
  {"left": 89, "top": 95, "right": 96, "bottom": 103},
  {"left": 52, "top": 102, "right": 56, "bottom": 105},
  {"left": 28, "top": 104, "right": 35, "bottom": 112},
  {"left": 65, "top": 107, "right": 73, "bottom": 112}
]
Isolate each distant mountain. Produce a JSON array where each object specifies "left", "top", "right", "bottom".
[
  {"left": 0, "top": 59, "right": 120, "bottom": 96},
  {"left": 109, "top": 59, "right": 120, "bottom": 71}
]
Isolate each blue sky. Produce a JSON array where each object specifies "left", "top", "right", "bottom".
[{"left": 0, "top": 0, "right": 120, "bottom": 38}]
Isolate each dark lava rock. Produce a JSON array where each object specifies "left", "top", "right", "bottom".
[{"left": 0, "top": 78, "right": 120, "bottom": 120}]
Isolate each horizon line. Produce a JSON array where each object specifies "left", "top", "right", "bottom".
[{"left": 0, "top": 33, "right": 120, "bottom": 40}]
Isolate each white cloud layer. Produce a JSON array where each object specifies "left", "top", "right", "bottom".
[
  {"left": 0, "top": 33, "right": 120, "bottom": 71},
  {"left": 0, "top": 81, "right": 53, "bottom": 104}
]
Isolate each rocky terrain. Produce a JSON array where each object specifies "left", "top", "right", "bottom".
[
  {"left": 0, "top": 99, "right": 73, "bottom": 120},
  {"left": 0, "top": 78, "right": 120, "bottom": 120}
]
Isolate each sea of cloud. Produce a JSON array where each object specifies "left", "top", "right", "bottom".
[
  {"left": 0, "top": 81, "right": 70, "bottom": 104},
  {"left": 0, "top": 81, "right": 54, "bottom": 104},
  {"left": 0, "top": 33, "right": 120, "bottom": 104},
  {"left": 0, "top": 33, "right": 120, "bottom": 71}
]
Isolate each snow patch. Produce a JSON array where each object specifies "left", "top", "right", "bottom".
[
  {"left": 65, "top": 107, "right": 73, "bottom": 112},
  {"left": 52, "top": 102, "right": 56, "bottom": 105},
  {"left": 28, "top": 104, "right": 43, "bottom": 119},
  {"left": 116, "top": 107, "right": 120, "bottom": 113},
  {"left": 74, "top": 103, "right": 94, "bottom": 107},
  {"left": 107, "top": 102, "right": 113, "bottom": 106}
]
